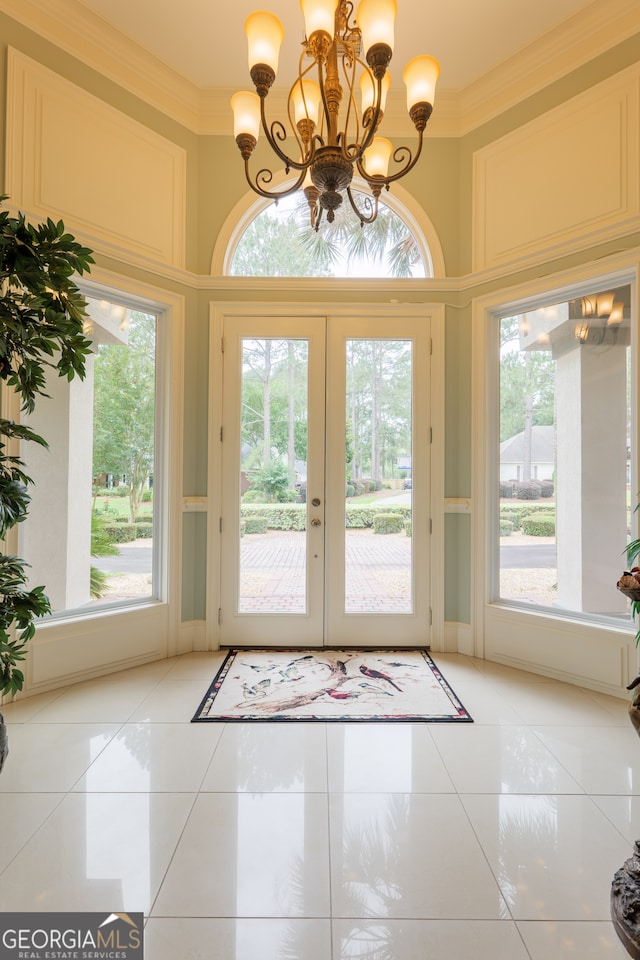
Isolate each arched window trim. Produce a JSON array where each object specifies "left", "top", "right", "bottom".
[{"left": 211, "top": 174, "right": 446, "bottom": 279}]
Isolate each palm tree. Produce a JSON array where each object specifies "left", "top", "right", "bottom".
[{"left": 292, "top": 191, "right": 424, "bottom": 278}]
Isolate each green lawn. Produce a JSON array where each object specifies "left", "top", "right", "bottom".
[{"left": 94, "top": 495, "right": 153, "bottom": 520}]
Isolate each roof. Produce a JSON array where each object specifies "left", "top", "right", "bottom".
[{"left": 500, "top": 425, "right": 555, "bottom": 462}]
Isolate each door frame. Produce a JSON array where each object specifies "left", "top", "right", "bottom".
[{"left": 207, "top": 299, "right": 446, "bottom": 651}]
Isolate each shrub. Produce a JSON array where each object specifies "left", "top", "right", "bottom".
[
  {"left": 240, "top": 520, "right": 246, "bottom": 537},
  {"left": 499, "top": 519, "right": 514, "bottom": 536},
  {"left": 244, "top": 515, "right": 269, "bottom": 534},
  {"left": 142, "top": 489, "right": 153, "bottom": 502},
  {"left": 90, "top": 566, "right": 109, "bottom": 599},
  {"left": 91, "top": 514, "right": 119, "bottom": 557},
  {"left": 345, "top": 505, "right": 411, "bottom": 528},
  {"left": 405, "top": 520, "right": 412, "bottom": 537},
  {"left": 375, "top": 479, "right": 383, "bottom": 491},
  {"left": 500, "top": 503, "right": 554, "bottom": 528},
  {"left": 373, "top": 513, "right": 404, "bottom": 535},
  {"left": 516, "top": 480, "right": 542, "bottom": 500},
  {"left": 135, "top": 523, "right": 153, "bottom": 538},
  {"left": 104, "top": 522, "right": 137, "bottom": 544},
  {"left": 346, "top": 484, "right": 355, "bottom": 497},
  {"left": 352, "top": 481, "right": 365, "bottom": 496},
  {"left": 539, "top": 480, "right": 554, "bottom": 498},
  {"left": 522, "top": 514, "right": 555, "bottom": 536},
  {"left": 241, "top": 504, "right": 307, "bottom": 531},
  {"left": 499, "top": 481, "right": 516, "bottom": 498},
  {"left": 242, "top": 488, "right": 268, "bottom": 503}
]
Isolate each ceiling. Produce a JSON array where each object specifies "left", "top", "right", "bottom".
[{"left": 74, "top": 0, "right": 605, "bottom": 93}]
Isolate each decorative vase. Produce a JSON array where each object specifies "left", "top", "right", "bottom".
[
  {"left": 0, "top": 711, "right": 7, "bottom": 774},
  {"left": 611, "top": 676, "right": 640, "bottom": 957}
]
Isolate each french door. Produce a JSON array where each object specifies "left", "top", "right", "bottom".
[{"left": 218, "top": 313, "right": 431, "bottom": 647}]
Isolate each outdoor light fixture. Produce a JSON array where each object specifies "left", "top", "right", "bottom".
[
  {"left": 231, "top": 0, "right": 439, "bottom": 230},
  {"left": 573, "top": 291, "right": 625, "bottom": 342}
]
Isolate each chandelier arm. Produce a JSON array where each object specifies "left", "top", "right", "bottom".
[
  {"left": 316, "top": 58, "right": 334, "bottom": 145},
  {"left": 381, "top": 133, "right": 425, "bottom": 185},
  {"left": 355, "top": 132, "right": 425, "bottom": 190},
  {"left": 346, "top": 185, "right": 379, "bottom": 225},
  {"left": 339, "top": 49, "right": 360, "bottom": 155},
  {"left": 244, "top": 163, "right": 308, "bottom": 201},
  {"left": 259, "top": 97, "right": 310, "bottom": 172},
  {"left": 341, "top": 60, "right": 384, "bottom": 163}
]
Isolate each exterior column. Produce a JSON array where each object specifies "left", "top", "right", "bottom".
[
  {"left": 21, "top": 359, "right": 95, "bottom": 611},
  {"left": 555, "top": 339, "right": 627, "bottom": 614}
]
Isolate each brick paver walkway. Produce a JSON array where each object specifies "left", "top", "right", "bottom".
[{"left": 239, "top": 530, "right": 412, "bottom": 613}]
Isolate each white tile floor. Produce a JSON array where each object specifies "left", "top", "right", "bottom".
[{"left": 0, "top": 650, "right": 638, "bottom": 958}]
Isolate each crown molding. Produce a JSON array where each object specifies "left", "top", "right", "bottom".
[
  {"left": 0, "top": 0, "right": 636, "bottom": 137},
  {"left": 0, "top": 0, "right": 203, "bottom": 129},
  {"left": 456, "top": 0, "right": 640, "bottom": 134}
]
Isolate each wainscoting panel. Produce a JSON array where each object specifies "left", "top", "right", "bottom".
[
  {"left": 27, "top": 604, "right": 169, "bottom": 693},
  {"left": 473, "top": 63, "right": 640, "bottom": 274},
  {"left": 484, "top": 604, "right": 632, "bottom": 698},
  {"left": 5, "top": 48, "right": 186, "bottom": 268}
]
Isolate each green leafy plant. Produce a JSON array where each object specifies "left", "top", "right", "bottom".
[{"left": 0, "top": 198, "right": 93, "bottom": 697}]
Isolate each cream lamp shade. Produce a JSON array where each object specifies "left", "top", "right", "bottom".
[
  {"left": 356, "top": 0, "right": 397, "bottom": 56},
  {"left": 363, "top": 137, "right": 393, "bottom": 177},
  {"left": 300, "top": 0, "right": 338, "bottom": 38},
  {"left": 403, "top": 54, "right": 440, "bottom": 109},
  {"left": 245, "top": 11, "right": 285, "bottom": 73},
  {"left": 359, "top": 70, "right": 391, "bottom": 114},
  {"left": 231, "top": 91, "right": 261, "bottom": 140},
  {"left": 292, "top": 79, "right": 322, "bottom": 126}
]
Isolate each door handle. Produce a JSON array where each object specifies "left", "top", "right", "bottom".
[
  {"left": 311, "top": 497, "right": 321, "bottom": 507},
  {"left": 311, "top": 518, "right": 322, "bottom": 527}
]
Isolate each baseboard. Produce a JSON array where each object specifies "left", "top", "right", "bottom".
[
  {"left": 178, "top": 619, "right": 208, "bottom": 653},
  {"left": 443, "top": 621, "right": 473, "bottom": 655}
]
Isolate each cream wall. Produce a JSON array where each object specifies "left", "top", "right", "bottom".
[{"left": 0, "top": 2, "right": 639, "bottom": 691}]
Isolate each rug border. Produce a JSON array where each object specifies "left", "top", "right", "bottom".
[{"left": 191, "top": 649, "right": 473, "bottom": 723}]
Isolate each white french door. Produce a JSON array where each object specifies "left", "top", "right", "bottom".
[{"left": 218, "top": 313, "right": 431, "bottom": 648}]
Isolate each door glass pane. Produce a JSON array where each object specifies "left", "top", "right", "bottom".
[
  {"left": 21, "top": 299, "right": 157, "bottom": 614},
  {"left": 498, "top": 287, "right": 632, "bottom": 624},
  {"left": 239, "top": 338, "right": 308, "bottom": 613},
  {"left": 345, "top": 339, "right": 413, "bottom": 613}
]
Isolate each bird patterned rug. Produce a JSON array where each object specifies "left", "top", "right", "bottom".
[{"left": 192, "top": 649, "right": 472, "bottom": 722}]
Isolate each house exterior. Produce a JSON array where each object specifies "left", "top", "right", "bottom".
[{"left": 499, "top": 426, "right": 555, "bottom": 482}]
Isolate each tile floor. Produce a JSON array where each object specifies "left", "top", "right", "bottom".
[{"left": 1, "top": 650, "right": 639, "bottom": 958}]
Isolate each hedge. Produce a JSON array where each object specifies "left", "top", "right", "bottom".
[
  {"left": 104, "top": 522, "right": 151, "bottom": 543},
  {"left": 244, "top": 515, "right": 269, "bottom": 534},
  {"left": 241, "top": 504, "right": 306, "bottom": 531},
  {"left": 236, "top": 503, "right": 413, "bottom": 532},
  {"left": 500, "top": 519, "right": 514, "bottom": 536},
  {"left": 346, "top": 505, "right": 411, "bottom": 528},
  {"left": 521, "top": 514, "right": 555, "bottom": 536},
  {"left": 500, "top": 504, "right": 555, "bottom": 528},
  {"left": 373, "top": 513, "right": 405, "bottom": 534}
]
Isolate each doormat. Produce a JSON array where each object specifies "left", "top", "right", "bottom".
[{"left": 192, "top": 649, "right": 472, "bottom": 722}]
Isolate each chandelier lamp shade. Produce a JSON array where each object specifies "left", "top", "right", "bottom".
[{"left": 231, "top": 0, "right": 440, "bottom": 229}]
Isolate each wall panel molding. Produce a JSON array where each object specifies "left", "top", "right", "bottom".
[
  {"left": 473, "top": 63, "right": 640, "bottom": 274},
  {"left": 6, "top": 48, "right": 187, "bottom": 268}
]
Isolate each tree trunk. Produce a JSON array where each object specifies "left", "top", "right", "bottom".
[
  {"left": 287, "top": 341, "right": 295, "bottom": 486},
  {"left": 523, "top": 394, "right": 533, "bottom": 482},
  {"left": 263, "top": 340, "right": 272, "bottom": 465}
]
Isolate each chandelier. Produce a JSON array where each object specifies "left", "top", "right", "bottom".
[{"left": 231, "top": 0, "right": 440, "bottom": 230}]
